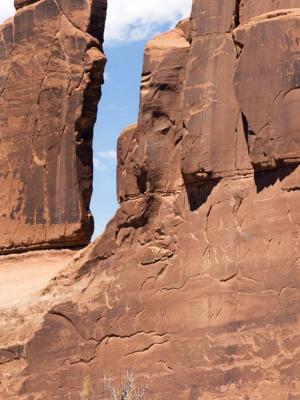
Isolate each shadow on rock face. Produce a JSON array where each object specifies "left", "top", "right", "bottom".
[
  {"left": 254, "top": 164, "right": 298, "bottom": 193},
  {"left": 88, "top": 0, "right": 107, "bottom": 42},
  {"left": 185, "top": 180, "right": 220, "bottom": 211}
]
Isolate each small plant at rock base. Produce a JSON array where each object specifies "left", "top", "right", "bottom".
[
  {"left": 81, "top": 375, "right": 93, "bottom": 400},
  {"left": 104, "top": 371, "right": 148, "bottom": 400}
]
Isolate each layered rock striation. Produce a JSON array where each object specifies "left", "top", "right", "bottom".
[
  {"left": 2, "top": 0, "right": 300, "bottom": 399},
  {"left": 0, "top": 0, "right": 106, "bottom": 253}
]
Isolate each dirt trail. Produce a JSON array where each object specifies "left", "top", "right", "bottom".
[{"left": 0, "top": 250, "right": 76, "bottom": 310}]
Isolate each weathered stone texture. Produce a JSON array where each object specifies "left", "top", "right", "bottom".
[
  {"left": 117, "top": 21, "right": 190, "bottom": 201},
  {"left": 235, "top": 10, "right": 300, "bottom": 170},
  {"left": 0, "top": 0, "right": 106, "bottom": 253},
  {"left": 180, "top": 0, "right": 252, "bottom": 184},
  {"left": 14, "top": 0, "right": 40, "bottom": 9},
  {"left": 190, "top": 0, "right": 237, "bottom": 35},
  {"left": 2, "top": 0, "right": 300, "bottom": 399},
  {"left": 240, "top": 0, "right": 300, "bottom": 22}
]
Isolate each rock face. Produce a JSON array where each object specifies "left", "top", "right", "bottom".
[
  {"left": 0, "top": 0, "right": 106, "bottom": 253},
  {"left": 2, "top": 0, "right": 300, "bottom": 399}
]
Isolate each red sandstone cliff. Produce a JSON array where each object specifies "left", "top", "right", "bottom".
[
  {"left": 2, "top": 0, "right": 300, "bottom": 399},
  {"left": 0, "top": 0, "right": 106, "bottom": 253}
]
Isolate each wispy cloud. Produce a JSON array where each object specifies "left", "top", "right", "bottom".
[
  {"left": 94, "top": 158, "right": 108, "bottom": 171},
  {"left": 94, "top": 150, "right": 117, "bottom": 172},
  {"left": 97, "top": 150, "right": 117, "bottom": 160},
  {"left": 105, "top": 0, "right": 192, "bottom": 42},
  {"left": 104, "top": 72, "right": 111, "bottom": 82}
]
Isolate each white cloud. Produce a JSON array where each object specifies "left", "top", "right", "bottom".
[
  {"left": 0, "top": 0, "right": 192, "bottom": 43},
  {"left": 0, "top": 0, "right": 15, "bottom": 24},
  {"left": 105, "top": 0, "right": 192, "bottom": 42},
  {"left": 104, "top": 71, "right": 111, "bottom": 82},
  {"left": 94, "top": 158, "right": 109, "bottom": 171},
  {"left": 94, "top": 150, "right": 117, "bottom": 171},
  {"left": 97, "top": 150, "right": 117, "bottom": 160}
]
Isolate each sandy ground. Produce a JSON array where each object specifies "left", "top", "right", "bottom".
[{"left": 0, "top": 249, "right": 76, "bottom": 310}]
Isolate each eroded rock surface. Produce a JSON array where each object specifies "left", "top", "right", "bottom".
[
  {"left": 2, "top": 0, "right": 300, "bottom": 399},
  {"left": 0, "top": 0, "right": 106, "bottom": 253},
  {"left": 235, "top": 9, "right": 300, "bottom": 169}
]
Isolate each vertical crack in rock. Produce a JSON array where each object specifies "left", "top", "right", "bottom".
[
  {"left": 232, "top": 0, "right": 242, "bottom": 29},
  {"left": 233, "top": 3, "right": 300, "bottom": 174},
  {"left": 181, "top": 0, "right": 253, "bottom": 186}
]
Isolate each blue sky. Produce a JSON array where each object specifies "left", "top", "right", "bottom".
[
  {"left": 92, "top": 41, "right": 147, "bottom": 236},
  {"left": 0, "top": 0, "right": 192, "bottom": 237}
]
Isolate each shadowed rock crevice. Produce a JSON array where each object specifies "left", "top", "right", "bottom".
[
  {"left": 185, "top": 180, "right": 220, "bottom": 211},
  {"left": 75, "top": 45, "right": 107, "bottom": 241},
  {"left": 254, "top": 164, "right": 298, "bottom": 193},
  {"left": 232, "top": 0, "right": 242, "bottom": 28},
  {"left": 88, "top": 0, "right": 108, "bottom": 43}
]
